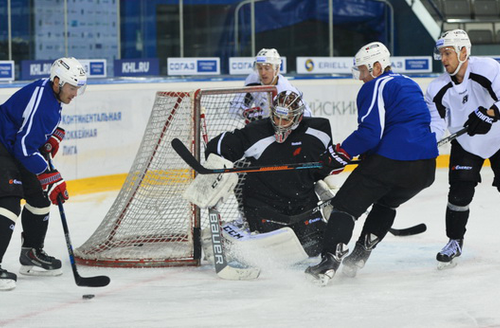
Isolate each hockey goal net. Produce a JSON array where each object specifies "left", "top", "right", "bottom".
[{"left": 74, "top": 86, "right": 277, "bottom": 267}]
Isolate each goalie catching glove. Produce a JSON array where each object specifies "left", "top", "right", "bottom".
[
  {"left": 41, "top": 127, "right": 65, "bottom": 157},
  {"left": 183, "top": 154, "right": 238, "bottom": 208},
  {"left": 37, "top": 168, "right": 69, "bottom": 205}
]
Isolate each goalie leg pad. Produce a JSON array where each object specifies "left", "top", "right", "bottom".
[
  {"left": 202, "top": 220, "right": 309, "bottom": 267},
  {"left": 183, "top": 154, "right": 238, "bottom": 208}
]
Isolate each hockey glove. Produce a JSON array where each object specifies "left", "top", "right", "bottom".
[
  {"left": 242, "top": 107, "right": 264, "bottom": 124},
  {"left": 41, "top": 127, "right": 65, "bottom": 157},
  {"left": 464, "top": 106, "right": 498, "bottom": 136},
  {"left": 320, "top": 144, "right": 351, "bottom": 175},
  {"left": 37, "top": 169, "right": 69, "bottom": 205}
]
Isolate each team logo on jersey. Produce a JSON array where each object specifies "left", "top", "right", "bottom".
[
  {"left": 8, "top": 179, "right": 22, "bottom": 185},
  {"left": 451, "top": 165, "right": 473, "bottom": 171},
  {"left": 462, "top": 95, "right": 468, "bottom": 104},
  {"left": 304, "top": 217, "right": 322, "bottom": 225}
]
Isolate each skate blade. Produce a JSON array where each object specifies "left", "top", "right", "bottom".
[
  {"left": 0, "top": 279, "right": 16, "bottom": 291},
  {"left": 341, "top": 265, "right": 358, "bottom": 278},
  {"left": 305, "top": 272, "right": 332, "bottom": 287},
  {"left": 20, "top": 265, "right": 63, "bottom": 276},
  {"left": 437, "top": 260, "right": 458, "bottom": 270}
]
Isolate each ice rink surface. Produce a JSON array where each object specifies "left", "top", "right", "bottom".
[{"left": 1, "top": 168, "right": 499, "bottom": 328}]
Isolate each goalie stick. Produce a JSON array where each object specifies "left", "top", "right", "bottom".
[
  {"left": 255, "top": 200, "right": 427, "bottom": 237},
  {"left": 207, "top": 207, "right": 261, "bottom": 280},
  {"left": 198, "top": 110, "right": 260, "bottom": 280},
  {"left": 171, "top": 138, "right": 359, "bottom": 174},
  {"left": 173, "top": 127, "right": 466, "bottom": 176},
  {"left": 48, "top": 158, "right": 110, "bottom": 287}
]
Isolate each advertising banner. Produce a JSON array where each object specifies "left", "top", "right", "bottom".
[
  {"left": 167, "top": 58, "right": 220, "bottom": 75},
  {"left": 0, "top": 61, "right": 15, "bottom": 81},
  {"left": 79, "top": 59, "right": 107, "bottom": 78},
  {"left": 114, "top": 58, "right": 160, "bottom": 77},
  {"left": 297, "top": 56, "right": 433, "bottom": 74},
  {"left": 229, "top": 57, "right": 288, "bottom": 75},
  {"left": 21, "top": 59, "right": 106, "bottom": 80}
]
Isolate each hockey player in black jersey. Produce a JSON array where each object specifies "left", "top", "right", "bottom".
[
  {"left": 194, "top": 90, "right": 335, "bottom": 265},
  {"left": 426, "top": 29, "right": 500, "bottom": 269}
]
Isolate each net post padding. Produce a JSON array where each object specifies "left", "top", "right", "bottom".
[{"left": 74, "top": 86, "right": 276, "bottom": 268}]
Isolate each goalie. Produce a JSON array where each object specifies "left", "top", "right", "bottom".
[{"left": 185, "top": 90, "right": 339, "bottom": 267}]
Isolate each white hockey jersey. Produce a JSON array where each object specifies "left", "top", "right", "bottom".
[
  {"left": 229, "top": 71, "right": 312, "bottom": 119},
  {"left": 425, "top": 56, "right": 500, "bottom": 159}
]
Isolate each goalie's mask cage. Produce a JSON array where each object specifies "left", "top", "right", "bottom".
[{"left": 74, "top": 86, "right": 277, "bottom": 267}]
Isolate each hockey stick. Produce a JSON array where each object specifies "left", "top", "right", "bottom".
[
  {"left": 171, "top": 138, "right": 359, "bottom": 174},
  {"left": 208, "top": 207, "right": 260, "bottom": 280},
  {"left": 437, "top": 127, "right": 467, "bottom": 147},
  {"left": 48, "top": 159, "right": 110, "bottom": 287},
  {"left": 198, "top": 110, "right": 260, "bottom": 280},
  {"left": 256, "top": 199, "right": 427, "bottom": 237}
]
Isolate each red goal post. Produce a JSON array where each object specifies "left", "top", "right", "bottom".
[{"left": 74, "top": 85, "right": 277, "bottom": 268}]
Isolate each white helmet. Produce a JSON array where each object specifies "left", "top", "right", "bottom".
[
  {"left": 254, "top": 48, "right": 281, "bottom": 70},
  {"left": 434, "top": 29, "right": 471, "bottom": 76},
  {"left": 270, "top": 90, "right": 305, "bottom": 143},
  {"left": 50, "top": 57, "right": 87, "bottom": 94},
  {"left": 352, "top": 42, "right": 391, "bottom": 80}
]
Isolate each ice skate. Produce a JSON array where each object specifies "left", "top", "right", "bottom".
[
  {"left": 342, "top": 233, "right": 380, "bottom": 278},
  {"left": 436, "top": 239, "right": 463, "bottom": 270},
  {"left": 19, "top": 247, "right": 62, "bottom": 276},
  {"left": 305, "top": 243, "right": 348, "bottom": 286},
  {"left": 0, "top": 266, "right": 17, "bottom": 291}
]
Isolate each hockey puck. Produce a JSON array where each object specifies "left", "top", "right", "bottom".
[{"left": 82, "top": 294, "right": 95, "bottom": 299}]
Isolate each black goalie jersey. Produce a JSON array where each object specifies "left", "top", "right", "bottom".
[{"left": 205, "top": 117, "right": 334, "bottom": 216}]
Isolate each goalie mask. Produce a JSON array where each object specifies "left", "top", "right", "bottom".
[
  {"left": 270, "top": 90, "right": 305, "bottom": 143},
  {"left": 434, "top": 29, "right": 471, "bottom": 76},
  {"left": 254, "top": 48, "right": 281, "bottom": 85},
  {"left": 50, "top": 57, "right": 87, "bottom": 95},
  {"left": 352, "top": 42, "right": 391, "bottom": 81}
]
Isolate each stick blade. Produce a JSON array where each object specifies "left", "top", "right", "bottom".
[
  {"left": 171, "top": 138, "right": 209, "bottom": 174},
  {"left": 217, "top": 264, "right": 261, "bottom": 280},
  {"left": 76, "top": 275, "right": 111, "bottom": 287},
  {"left": 389, "top": 223, "right": 427, "bottom": 236}
]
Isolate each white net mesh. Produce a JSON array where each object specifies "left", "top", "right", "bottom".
[{"left": 74, "top": 86, "right": 276, "bottom": 267}]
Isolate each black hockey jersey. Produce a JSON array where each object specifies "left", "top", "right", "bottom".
[{"left": 205, "top": 117, "right": 333, "bottom": 215}]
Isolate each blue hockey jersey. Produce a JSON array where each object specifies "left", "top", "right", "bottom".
[
  {"left": 342, "top": 71, "right": 438, "bottom": 161},
  {"left": 0, "top": 79, "right": 62, "bottom": 174}
]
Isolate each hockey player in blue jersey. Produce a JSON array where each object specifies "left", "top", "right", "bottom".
[
  {"left": 0, "top": 57, "right": 87, "bottom": 291},
  {"left": 305, "top": 42, "right": 438, "bottom": 285}
]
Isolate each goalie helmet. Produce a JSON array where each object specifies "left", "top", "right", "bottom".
[
  {"left": 352, "top": 42, "right": 391, "bottom": 81},
  {"left": 270, "top": 90, "right": 305, "bottom": 143},
  {"left": 50, "top": 57, "right": 87, "bottom": 95},
  {"left": 434, "top": 29, "right": 471, "bottom": 76}
]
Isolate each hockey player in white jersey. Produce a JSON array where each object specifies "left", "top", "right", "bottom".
[
  {"left": 229, "top": 48, "right": 312, "bottom": 124},
  {"left": 425, "top": 29, "right": 500, "bottom": 269}
]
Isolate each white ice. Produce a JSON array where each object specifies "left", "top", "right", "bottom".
[{"left": 1, "top": 168, "right": 499, "bottom": 328}]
